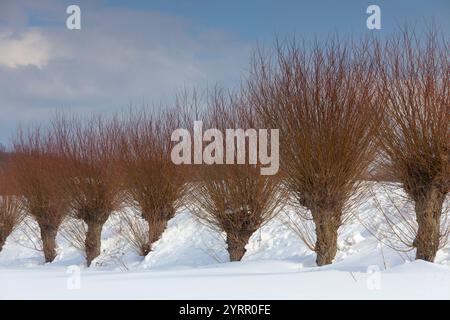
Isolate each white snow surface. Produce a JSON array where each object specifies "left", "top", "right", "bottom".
[{"left": 1, "top": 184, "right": 449, "bottom": 300}]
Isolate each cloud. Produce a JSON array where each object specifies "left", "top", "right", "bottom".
[
  {"left": 0, "top": 4, "right": 250, "bottom": 144},
  {"left": 0, "top": 30, "right": 53, "bottom": 68}
]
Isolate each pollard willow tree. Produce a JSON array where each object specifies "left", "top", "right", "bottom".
[
  {"left": 120, "top": 108, "right": 189, "bottom": 256},
  {"left": 188, "top": 89, "right": 286, "bottom": 261},
  {"left": 11, "top": 128, "right": 69, "bottom": 262},
  {"left": 55, "top": 116, "right": 123, "bottom": 266},
  {"left": 376, "top": 30, "right": 449, "bottom": 262},
  {"left": 0, "top": 162, "right": 25, "bottom": 251},
  {"left": 249, "top": 39, "right": 382, "bottom": 265}
]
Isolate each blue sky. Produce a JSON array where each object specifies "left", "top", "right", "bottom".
[
  {"left": 103, "top": 0, "right": 450, "bottom": 38},
  {"left": 0, "top": 0, "right": 449, "bottom": 145}
]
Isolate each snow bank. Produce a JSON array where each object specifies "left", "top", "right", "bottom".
[{"left": 0, "top": 185, "right": 449, "bottom": 299}]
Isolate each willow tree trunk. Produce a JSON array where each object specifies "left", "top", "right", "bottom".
[
  {"left": 147, "top": 219, "right": 168, "bottom": 250},
  {"left": 226, "top": 232, "right": 254, "bottom": 262},
  {"left": 414, "top": 187, "right": 446, "bottom": 262},
  {"left": 313, "top": 211, "right": 340, "bottom": 266},
  {"left": 0, "top": 230, "right": 6, "bottom": 252},
  {"left": 144, "top": 217, "right": 171, "bottom": 255},
  {"left": 85, "top": 221, "right": 104, "bottom": 267},
  {"left": 39, "top": 224, "right": 58, "bottom": 263},
  {"left": 140, "top": 240, "right": 152, "bottom": 257},
  {"left": 143, "top": 207, "right": 175, "bottom": 255}
]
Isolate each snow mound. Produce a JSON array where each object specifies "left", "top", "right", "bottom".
[{"left": 0, "top": 185, "right": 449, "bottom": 299}]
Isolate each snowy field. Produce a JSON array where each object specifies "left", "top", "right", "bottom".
[{"left": 1, "top": 185, "right": 449, "bottom": 300}]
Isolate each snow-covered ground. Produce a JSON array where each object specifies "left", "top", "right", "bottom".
[{"left": 1, "top": 185, "right": 449, "bottom": 300}]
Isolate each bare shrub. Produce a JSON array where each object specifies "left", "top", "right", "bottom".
[
  {"left": 60, "top": 217, "right": 87, "bottom": 253},
  {"left": 11, "top": 128, "right": 69, "bottom": 262},
  {"left": 55, "top": 115, "right": 123, "bottom": 266},
  {"left": 249, "top": 38, "right": 381, "bottom": 265},
  {"left": 188, "top": 89, "right": 286, "bottom": 261},
  {"left": 120, "top": 108, "right": 188, "bottom": 256},
  {"left": 0, "top": 143, "right": 10, "bottom": 164},
  {"left": 375, "top": 29, "right": 449, "bottom": 261},
  {"left": 115, "top": 210, "right": 149, "bottom": 256},
  {"left": 10, "top": 216, "right": 43, "bottom": 252},
  {"left": 0, "top": 196, "right": 24, "bottom": 251},
  {"left": 0, "top": 163, "right": 25, "bottom": 251},
  {"left": 281, "top": 206, "right": 316, "bottom": 252},
  {"left": 0, "top": 170, "right": 25, "bottom": 252}
]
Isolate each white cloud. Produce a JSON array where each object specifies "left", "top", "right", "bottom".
[
  {"left": 0, "top": 6, "right": 250, "bottom": 145},
  {"left": 0, "top": 30, "right": 52, "bottom": 68}
]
